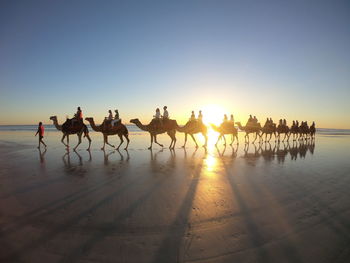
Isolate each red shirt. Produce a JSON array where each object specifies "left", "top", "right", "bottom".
[{"left": 38, "top": 126, "right": 44, "bottom": 136}]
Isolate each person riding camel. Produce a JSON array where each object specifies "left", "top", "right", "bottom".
[
  {"left": 190, "top": 111, "right": 196, "bottom": 121},
  {"left": 163, "top": 106, "right": 169, "bottom": 120},
  {"left": 264, "top": 118, "right": 270, "bottom": 127},
  {"left": 283, "top": 119, "right": 287, "bottom": 127},
  {"left": 230, "top": 114, "right": 234, "bottom": 123},
  {"left": 104, "top": 110, "right": 113, "bottom": 129},
  {"left": 223, "top": 114, "right": 228, "bottom": 122},
  {"left": 197, "top": 110, "right": 203, "bottom": 122},
  {"left": 153, "top": 108, "right": 161, "bottom": 129},
  {"left": 253, "top": 116, "right": 258, "bottom": 124},
  {"left": 111, "top": 109, "right": 120, "bottom": 126},
  {"left": 72, "top": 107, "right": 83, "bottom": 126}
]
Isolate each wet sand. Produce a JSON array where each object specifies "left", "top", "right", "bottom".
[{"left": 1, "top": 130, "right": 350, "bottom": 263}]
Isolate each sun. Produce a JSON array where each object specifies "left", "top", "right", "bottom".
[{"left": 200, "top": 104, "right": 228, "bottom": 126}]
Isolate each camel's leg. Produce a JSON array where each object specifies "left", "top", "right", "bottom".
[
  {"left": 85, "top": 134, "right": 92, "bottom": 151},
  {"left": 154, "top": 135, "right": 164, "bottom": 147},
  {"left": 203, "top": 133, "right": 208, "bottom": 147},
  {"left": 182, "top": 133, "right": 188, "bottom": 148},
  {"left": 74, "top": 133, "right": 82, "bottom": 151},
  {"left": 61, "top": 134, "right": 69, "bottom": 148},
  {"left": 67, "top": 135, "right": 70, "bottom": 147},
  {"left": 190, "top": 134, "right": 198, "bottom": 148},
  {"left": 124, "top": 134, "right": 130, "bottom": 150},
  {"left": 245, "top": 133, "right": 248, "bottom": 144},
  {"left": 148, "top": 134, "right": 154, "bottom": 150},
  {"left": 235, "top": 134, "right": 239, "bottom": 144},
  {"left": 116, "top": 134, "right": 124, "bottom": 150},
  {"left": 104, "top": 135, "right": 115, "bottom": 149},
  {"left": 167, "top": 131, "right": 176, "bottom": 149},
  {"left": 101, "top": 134, "right": 107, "bottom": 150},
  {"left": 215, "top": 135, "right": 222, "bottom": 146},
  {"left": 223, "top": 135, "right": 227, "bottom": 146},
  {"left": 230, "top": 134, "right": 234, "bottom": 146},
  {"left": 252, "top": 133, "right": 257, "bottom": 143}
]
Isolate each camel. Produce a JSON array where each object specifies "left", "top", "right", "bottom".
[
  {"left": 235, "top": 122, "right": 261, "bottom": 143},
  {"left": 276, "top": 124, "right": 290, "bottom": 142},
  {"left": 211, "top": 122, "right": 238, "bottom": 146},
  {"left": 290, "top": 123, "right": 300, "bottom": 141},
  {"left": 49, "top": 116, "right": 91, "bottom": 151},
  {"left": 309, "top": 123, "right": 316, "bottom": 139},
  {"left": 85, "top": 117, "right": 130, "bottom": 150},
  {"left": 176, "top": 120, "right": 208, "bottom": 148},
  {"left": 260, "top": 122, "right": 276, "bottom": 142},
  {"left": 130, "top": 118, "right": 177, "bottom": 149}
]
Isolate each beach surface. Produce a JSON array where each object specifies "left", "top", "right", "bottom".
[{"left": 1, "top": 126, "right": 350, "bottom": 263}]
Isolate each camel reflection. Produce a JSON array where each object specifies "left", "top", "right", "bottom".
[
  {"left": 241, "top": 140, "right": 315, "bottom": 164},
  {"left": 62, "top": 150, "right": 86, "bottom": 176},
  {"left": 102, "top": 149, "right": 130, "bottom": 166}
]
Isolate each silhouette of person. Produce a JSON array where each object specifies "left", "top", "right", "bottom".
[
  {"left": 230, "top": 114, "right": 234, "bottom": 123},
  {"left": 253, "top": 116, "right": 258, "bottom": 124},
  {"left": 154, "top": 108, "right": 161, "bottom": 119},
  {"left": 223, "top": 114, "right": 228, "bottom": 122},
  {"left": 163, "top": 106, "right": 169, "bottom": 120},
  {"left": 35, "top": 122, "right": 47, "bottom": 149},
  {"left": 283, "top": 119, "right": 287, "bottom": 126},
  {"left": 107, "top": 110, "right": 113, "bottom": 120},
  {"left": 269, "top": 118, "right": 273, "bottom": 124},
  {"left": 190, "top": 111, "right": 196, "bottom": 121},
  {"left": 111, "top": 109, "right": 120, "bottom": 126},
  {"left": 198, "top": 110, "right": 203, "bottom": 122},
  {"left": 248, "top": 115, "right": 253, "bottom": 123},
  {"left": 72, "top": 106, "right": 83, "bottom": 125}
]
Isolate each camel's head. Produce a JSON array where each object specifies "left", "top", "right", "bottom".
[
  {"left": 85, "top": 117, "right": 93, "bottom": 122},
  {"left": 49, "top": 116, "right": 57, "bottom": 121},
  {"left": 130, "top": 118, "right": 139, "bottom": 124}
]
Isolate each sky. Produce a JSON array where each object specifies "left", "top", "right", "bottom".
[{"left": 0, "top": 0, "right": 350, "bottom": 128}]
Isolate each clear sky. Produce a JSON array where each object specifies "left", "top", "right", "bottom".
[{"left": 1, "top": 0, "right": 349, "bottom": 128}]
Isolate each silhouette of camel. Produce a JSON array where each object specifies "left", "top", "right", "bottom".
[
  {"left": 290, "top": 124, "right": 299, "bottom": 141},
  {"left": 235, "top": 122, "right": 261, "bottom": 143},
  {"left": 260, "top": 122, "right": 276, "bottom": 142},
  {"left": 211, "top": 123, "right": 238, "bottom": 146},
  {"left": 176, "top": 120, "right": 208, "bottom": 148},
  {"left": 309, "top": 124, "right": 316, "bottom": 139},
  {"left": 49, "top": 116, "right": 91, "bottom": 151},
  {"left": 276, "top": 124, "right": 290, "bottom": 142},
  {"left": 85, "top": 117, "right": 130, "bottom": 150},
  {"left": 130, "top": 118, "right": 177, "bottom": 149}
]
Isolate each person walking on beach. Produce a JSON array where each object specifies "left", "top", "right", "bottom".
[{"left": 35, "top": 122, "right": 47, "bottom": 149}]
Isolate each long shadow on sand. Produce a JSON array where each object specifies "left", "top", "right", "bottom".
[{"left": 152, "top": 147, "right": 206, "bottom": 262}]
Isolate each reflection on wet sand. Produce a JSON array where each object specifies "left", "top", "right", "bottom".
[{"left": 242, "top": 140, "right": 315, "bottom": 164}]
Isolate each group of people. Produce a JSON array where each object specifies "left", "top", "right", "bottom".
[
  {"left": 189, "top": 110, "right": 203, "bottom": 122},
  {"left": 105, "top": 109, "right": 120, "bottom": 127},
  {"left": 246, "top": 114, "right": 259, "bottom": 126}
]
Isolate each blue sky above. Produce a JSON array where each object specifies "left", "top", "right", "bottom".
[{"left": 0, "top": 0, "right": 349, "bottom": 128}]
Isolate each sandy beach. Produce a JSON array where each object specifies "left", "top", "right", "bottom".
[{"left": 0, "top": 128, "right": 350, "bottom": 263}]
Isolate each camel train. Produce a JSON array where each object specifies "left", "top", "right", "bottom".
[{"left": 49, "top": 107, "right": 316, "bottom": 151}]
